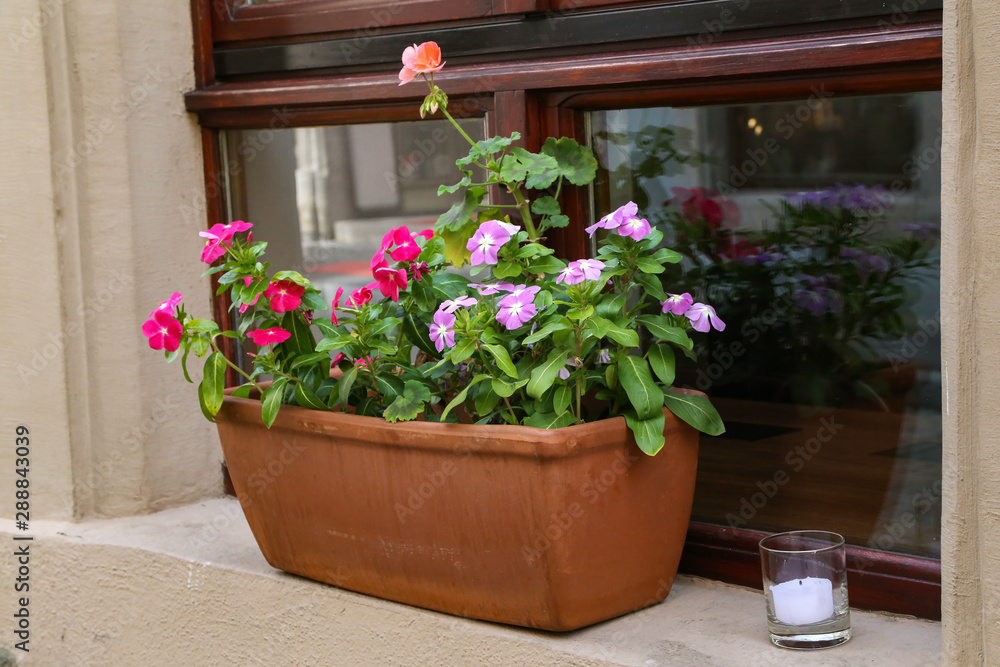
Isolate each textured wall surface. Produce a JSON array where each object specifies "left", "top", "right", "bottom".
[
  {"left": 0, "top": 0, "right": 221, "bottom": 520},
  {"left": 942, "top": 0, "right": 1000, "bottom": 664}
]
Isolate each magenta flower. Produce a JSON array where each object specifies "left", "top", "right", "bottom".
[
  {"left": 150, "top": 292, "right": 183, "bottom": 318},
  {"left": 331, "top": 287, "right": 344, "bottom": 326},
  {"left": 247, "top": 327, "right": 291, "bottom": 346},
  {"left": 372, "top": 261, "right": 408, "bottom": 302},
  {"left": 385, "top": 226, "right": 423, "bottom": 262},
  {"left": 142, "top": 309, "right": 183, "bottom": 352},
  {"left": 199, "top": 221, "right": 252, "bottom": 264},
  {"left": 429, "top": 310, "right": 456, "bottom": 352},
  {"left": 356, "top": 356, "right": 377, "bottom": 372},
  {"left": 348, "top": 285, "right": 373, "bottom": 307},
  {"left": 410, "top": 261, "right": 430, "bottom": 282},
  {"left": 440, "top": 296, "right": 478, "bottom": 313},
  {"left": 685, "top": 303, "right": 726, "bottom": 333},
  {"left": 467, "top": 220, "right": 514, "bottom": 266},
  {"left": 496, "top": 285, "right": 540, "bottom": 330},
  {"left": 264, "top": 280, "right": 304, "bottom": 313},
  {"left": 585, "top": 202, "right": 638, "bottom": 237},
  {"left": 330, "top": 352, "right": 345, "bottom": 369},
  {"left": 469, "top": 281, "right": 515, "bottom": 296},
  {"left": 661, "top": 292, "right": 694, "bottom": 316}
]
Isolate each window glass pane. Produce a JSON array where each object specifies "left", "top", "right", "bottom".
[
  {"left": 223, "top": 118, "right": 485, "bottom": 300},
  {"left": 590, "top": 91, "right": 942, "bottom": 558}
]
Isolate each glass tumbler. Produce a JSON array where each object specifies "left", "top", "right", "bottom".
[{"left": 759, "top": 530, "right": 851, "bottom": 650}]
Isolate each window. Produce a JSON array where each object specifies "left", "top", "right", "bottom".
[{"left": 188, "top": 0, "right": 944, "bottom": 619}]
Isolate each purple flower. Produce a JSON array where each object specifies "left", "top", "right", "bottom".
[
  {"left": 902, "top": 222, "right": 940, "bottom": 240},
  {"left": 597, "top": 348, "right": 611, "bottom": 364},
  {"left": 469, "top": 281, "right": 515, "bottom": 296},
  {"left": 439, "top": 296, "right": 478, "bottom": 313},
  {"left": 786, "top": 184, "right": 890, "bottom": 212},
  {"left": 558, "top": 356, "right": 584, "bottom": 380},
  {"left": 557, "top": 265, "right": 584, "bottom": 285},
  {"left": 685, "top": 303, "right": 725, "bottom": 332},
  {"left": 617, "top": 216, "right": 652, "bottom": 241},
  {"left": 793, "top": 287, "right": 843, "bottom": 316},
  {"left": 428, "top": 310, "right": 456, "bottom": 352},
  {"left": 496, "top": 285, "right": 540, "bottom": 330},
  {"left": 467, "top": 220, "right": 514, "bottom": 266},
  {"left": 661, "top": 292, "right": 694, "bottom": 316},
  {"left": 585, "top": 201, "right": 639, "bottom": 237},
  {"left": 575, "top": 258, "right": 605, "bottom": 280}
]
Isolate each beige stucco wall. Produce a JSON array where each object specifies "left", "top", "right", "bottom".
[
  {"left": 942, "top": 0, "right": 1000, "bottom": 663},
  {"left": 0, "top": 0, "right": 221, "bottom": 521}
]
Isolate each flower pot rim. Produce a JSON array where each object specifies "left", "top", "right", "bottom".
[{"left": 219, "top": 386, "right": 703, "bottom": 460}]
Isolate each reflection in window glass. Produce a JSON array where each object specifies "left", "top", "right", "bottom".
[
  {"left": 224, "top": 118, "right": 485, "bottom": 300},
  {"left": 591, "top": 92, "right": 942, "bottom": 557}
]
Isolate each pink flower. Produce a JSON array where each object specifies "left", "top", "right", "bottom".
[
  {"left": 142, "top": 309, "right": 183, "bottom": 352},
  {"left": 385, "top": 226, "right": 423, "bottom": 262},
  {"left": 372, "top": 260, "right": 408, "bottom": 302},
  {"left": 247, "top": 327, "right": 291, "bottom": 346},
  {"left": 331, "top": 352, "right": 345, "bottom": 369},
  {"left": 331, "top": 287, "right": 344, "bottom": 326},
  {"left": 149, "top": 292, "right": 183, "bottom": 318},
  {"left": 239, "top": 278, "right": 261, "bottom": 314},
  {"left": 469, "top": 281, "right": 515, "bottom": 296},
  {"left": 496, "top": 285, "right": 540, "bottom": 330},
  {"left": 557, "top": 265, "right": 584, "bottom": 285},
  {"left": 356, "top": 356, "right": 377, "bottom": 372},
  {"left": 685, "top": 303, "right": 726, "bottom": 333},
  {"left": 348, "top": 285, "right": 373, "bottom": 307},
  {"left": 669, "top": 187, "right": 740, "bottom": 230},
  {"left": 662, "top": 292, "right": 694, "bottom": 316},
  {"left": 467, "top": 220, "right": 514, "bottom": 266},
  {"left": 429, "top": 310, "right": 456, "bottom": 352},
  {"left": 199, "top": 221, "right": 253, "bottom": 264},
  {"left": 617, "top": 216, "right": 652, "bottom": 241},
  {"left": 558, "top": 259, "right": 605, "bottom": 284},
  {"left": 264, "top": 280, "right": 305, "bottom": 313},
  {"left": 585, "top": 202, "right": 638, "bottom": 237},
  {"left": 398, "top": 41, "right": 445, "bottom": 86},
  {"left": 439, "top": 296, "right": 477, "bottom": 313}
]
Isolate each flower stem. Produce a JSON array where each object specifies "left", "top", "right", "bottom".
[
  {"left": 510, "top": 185, "right": 539, "bottom": 240},
  {"left": 440, "top": 107, "right": 479, "bottom": 150},
  {"left": 210, "top": 339, "right": 264, "bottom": 393}
]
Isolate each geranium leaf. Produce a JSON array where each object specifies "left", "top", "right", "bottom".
[
  {"left": 384, "top": 381, "right": 432, "bottom": 423},
  {"left": 540, "top": 137, "right": 598, "bottom": 186}
]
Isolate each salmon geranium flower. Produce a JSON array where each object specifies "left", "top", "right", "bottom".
[{"left": 398, "top": 42, "right": 445, "bottom": 86}]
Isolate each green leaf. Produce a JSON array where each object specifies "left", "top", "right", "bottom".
[
  {"left": 403, "top": 314, "right": 438, "bottom": 357},
  {"left": 531, "top": 196, "right": 562, "bottom": 217},
  {"left": 636, "top": 258, "right": 666, "bottom": 274},
  {"left": 272, "top": 270, "right": 313, "bottom": 288},
  {"left": 449, "top": 337, "right": 477, "bottom": 364},
  {"left": 261, "top": 377, "right": 289, "bottom": 428},
  {"left": 617, "top": 355, "right": 662, "bottom": 420},
  {"left": 648, "top": 343, "right": 676, "bottom": 386},
  {"left": 605, "top": 324, "right": 640, "bottom": 348},
  {"left": 440, "top": 374, "right": 490, "bottom": 422},
  {"left": 301, "top": 291, "right": 328, "bottom": 311},
  {"left": 527, "top": 349, "right": 567, "bottom": 399},
  {"left": 384, "top": 381, "right": 432, "bottom": 423},
  {"left": 499, "top": 148, "right": 560, "bottom": 189},
  {"left": 636, "top": 315, "right": 694, "bottom": 351},
  {"left": 231, "top": 384, "right": 254, "bottom": 398},
  {"left": 436, "top": 187, "right": 486, "bottom": 232},
  {"left": 474, "top": 384, "right": 502, "bottom": 416},
  {"left": 633, "top": 272, "right": 667, "bottom": 301},
  {"left": 662, "top": 390, "right": 726, "bottom": 436},
  {"left": 526, "top": 255, "right": 564, "bottom": 274},
  {"left": 187, "top": 319, "right": 220, "bottom": 333},
  {"left": 524, "top": 318, "right": 572, "bottom": 345},
  {"left": 586, "top": 316, "right": 613, "bottom": 339},
  {"left": 374, "top": 373, "right": 405, "bottom": 400},
  {"left": 482, "top": 343, "right": 518, "bottom": 379},
  {"left": 540, "top": 136, "right": 598, "bottom": 186},
  {"left": 337, "top": 365, "right": 359, "bottom": 407},
  {"left": 492, "top": 377, "right": 528, "bottom": 398},
  {"left": 438, "top": 222, "right": 477, "bottom": 267},
  {"left": 624, "top": 410, "right": 666, "bottom": 456},
  {"left": 541, "top": 214, "right": 569, "bottom": 229},
  {"left": 595, "top": 293, "right": 627, "bottom": 318},
  {"left": 553, "top": 384, "right": 573, "bottom": 415},
  {"left": 367, "top": 317, "right": 401, "bottom": 340},
  {"left": 430, "top": 272, "right": 471, "bottom": 301},
  {"left": 493, "top": 261, "right": 523, "bottom": 280},
  {"left": 291, "top": 351, "right": 332, "bottom": 370},
  {"left": 294, "top": 382, "right": 328, "bottom": 411},
  {"left": 199, "top": 352, "right": 227, "bottom": 417},
  {"left": 438, "top": 172, "right": 472, "bottom": 195},
  {"left": 281, "top": 311, "right": 317, "bottom": 357},
  {"left": 523, "top": 410, "right": 577, "bottom": 429},
  {"left": 651, "top": 247, "right": 683, "bottom": 264}
]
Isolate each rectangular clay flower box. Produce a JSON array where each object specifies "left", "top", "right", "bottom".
[{"left": 217, "top": 390, "right": 700, "bottom": 631}]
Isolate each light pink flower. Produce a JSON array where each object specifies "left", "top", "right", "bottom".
[
  {"left": 439, "top": 296, "right": 478, "bottom": 313},
  {"left": 467, "top": 220, "right": 514, "bottom": 266},
  {"left": 247, "top": 327, "right": 291, "bottom": 346},
  {"left": 661, "top": 292, "right": 694, "bottom": 316},
  {"left": 617, "top": 215, "right": 652, "bottom": 241},
  {"left": 469, "top": 281, "right": 515, "bottom": 296},
  {"left": 496, "top": 285, "right": 540, "bottom": 330},
  {"left": 585, "top": 202, "right": 638, "bottom": 237},
  {"left": 264, "top": 280, "right": 304, "bottom": 313},
  {"left": 398, "top": 41, "right": 445, "bottom": 86},
  {"left": 557, "top": 265, "right": 584, "bottom": 285},
  {"left": 429, "top": 310, "right": 456, "bottom": 352},
  {"left": 686, "top": 303, "right": 726, "bottom": 333},
  {"left": 141, "top": 309, "right": 183, "bottom": 352}
]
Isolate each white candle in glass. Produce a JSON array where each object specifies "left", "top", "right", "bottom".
[{"left": 769, "top": 577, "right": 835, "bottom": 625}]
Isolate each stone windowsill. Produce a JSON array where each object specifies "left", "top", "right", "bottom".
[{"left": 0, "top": 499, "right": 941, "bottom": 666}]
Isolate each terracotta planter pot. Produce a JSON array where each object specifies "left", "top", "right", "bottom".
[{"left": 216, "top": 390, "right": 700, "bottom": 631}]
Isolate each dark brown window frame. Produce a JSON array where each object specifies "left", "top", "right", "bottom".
[{"left": 188, "top": 0, "right": 943, "bottom": 619}]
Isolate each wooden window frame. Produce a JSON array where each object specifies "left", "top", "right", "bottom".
[{"left": 189, "top": 0, "right": 943, "bottom": 619}]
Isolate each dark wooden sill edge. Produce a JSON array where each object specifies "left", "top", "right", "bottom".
[{"left": 679, "top": 521, "right": 941, "bottom": 620}]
